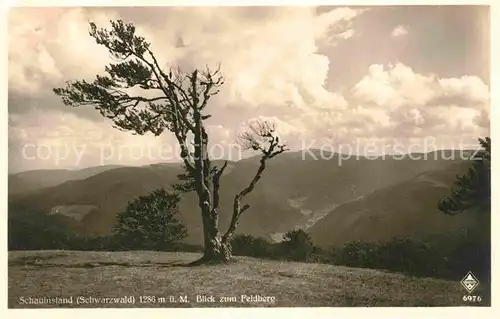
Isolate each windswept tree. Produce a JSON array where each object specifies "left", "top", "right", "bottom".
[
  {"left": 114, "top": 189, "right": 187, "bottom": 250},
  {"left": 53, "top": 20, "right": 287, "bottom": 263}
]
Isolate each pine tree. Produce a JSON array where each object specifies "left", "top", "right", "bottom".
[
  {"left": 438, "top": 137, "right": 490, "bottom": 215},
  {"left": 53, "top": 20, "right": 287, "bottom": 263}
]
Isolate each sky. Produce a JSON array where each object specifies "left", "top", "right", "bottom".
[{"left": 8, "top": 5, "right": 490, "bottom": 173}]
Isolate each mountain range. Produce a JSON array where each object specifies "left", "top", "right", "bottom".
[{"left": 8, "top": 149, "right": 480, "bottom": 248}]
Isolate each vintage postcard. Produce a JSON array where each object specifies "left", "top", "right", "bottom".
[{"left": 5, "top": 1, "right": 494, "bottom": 315}]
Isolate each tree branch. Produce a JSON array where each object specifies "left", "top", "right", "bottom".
[
  {"left": 222, "top": 120, "right": 287, "bottom": 242},
  {"left": 212, "top": 161, "right": 228, "bottom": 212}
]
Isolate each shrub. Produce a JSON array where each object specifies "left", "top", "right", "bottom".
[
  {"left": 8, "top": 208, "right": 74, "bottom": 250},
  {"left": 280, "top": 229, "right": 314, "bottom": 261},
  {"left": 329, "top": 232, "right": 490, "bottom": 281},
  {"left": 231, "top": 234, "right": 271, "bottom": 257},
  {"left": 114, "top": 189, "right": 187, "bottom": 250}
]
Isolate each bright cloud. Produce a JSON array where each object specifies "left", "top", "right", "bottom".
[
  {"left": 8, "top": 6, "right": 361, "bottom": 112},
  {"left": 391, "top": 25, "right": 408, "bottom": 37},
  {"left": 350, "top": 62, "right": 489, "bottom": 145},
  {"left": 353, "top": 63, "right": 489, "bottom": 109}
]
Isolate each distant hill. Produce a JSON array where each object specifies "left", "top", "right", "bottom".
[
  {"left": 8, "top": 165, "right": 124, "bottom": 196},
  {"left": 8, "top": 150, "right": 475, "bottom": 246},
  {"left": 307, "top": 161, "right": 479, "bottom": 247}
]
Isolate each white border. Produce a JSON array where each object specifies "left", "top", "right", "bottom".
[{"left": 1, "top": 1, "right": 498, "bottom": 318}]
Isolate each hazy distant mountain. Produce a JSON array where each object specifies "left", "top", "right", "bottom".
[
  {"left": 8, "top": 165, "right": 125, "bottom": 196},
  {"left": 8, "top": 150, "right": 474, "bottom": 246},
  {"left": 307, "top": 161, "right": 479, "bottom": 247}
]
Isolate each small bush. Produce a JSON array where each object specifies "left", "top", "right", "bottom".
[
  {"left": 231, "top": 234, "right": 271, "bottom": 257},
  {"left": 279, "top": 229, "right": 314, "bottom": 261}
]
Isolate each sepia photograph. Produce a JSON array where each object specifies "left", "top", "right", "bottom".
[{"left": 7, "top": 3, "right": 491, "bottom": 309}]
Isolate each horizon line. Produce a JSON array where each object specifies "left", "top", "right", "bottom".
[{"left": 8, "top": 147, "right": 481, "bottom": 175}]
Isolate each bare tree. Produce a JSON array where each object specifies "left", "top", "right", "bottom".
[{"left": 53, "top": 20, "right": 287, "bottom": 263}]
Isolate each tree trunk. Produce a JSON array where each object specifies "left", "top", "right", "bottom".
[
  {"left": 191, "top": 218, "right": 232, "bottom": 265},
  {"left": 192, "top": 192, "right": 233, "bottom": 264},
  {"left": 202, "top": 233, "right": 232, "bottom": 263}
]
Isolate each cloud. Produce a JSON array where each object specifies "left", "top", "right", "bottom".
[
  {"left": 8, "top": 110, "right": 181, "bottom": 171},
  {"left": 8, "top": 6, "right": 362, "bottom": 112},
  {"left": 8, "top": 6, "right": 369, "bottom": 170},
  {"left": 391, "top": 25, "right": 408, "bottom": 37},
  {"left": 7, "top": 7, "right": 490, "bottom": 170},
  {"left": 348, "top": 62, "right": 489, "bottom": 146},
  {"left": 352, "top": 63, "right": 489, "bottom": 109},
  {"left": 246, "top": 62, "right": 489, "bottom": 154},
  {"left": 169, "top": 6, "right": 359, "bottom": 111},
  {"left": 8, "top": 8, "right": 118, "bottom": 94},
  {"left": 336, "top": 29, "right": 355, "bottom": 40},
  {"left": 437, "top": 76, "right": 490, "bottom": 105}
]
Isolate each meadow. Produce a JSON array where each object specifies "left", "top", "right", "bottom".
[{"left": 8, "top": 250, "right": 480, "bottom": 308}]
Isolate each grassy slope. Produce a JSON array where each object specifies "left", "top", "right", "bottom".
[{"left": 8, "top": 250, "right": 483, "bottom": 308}]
